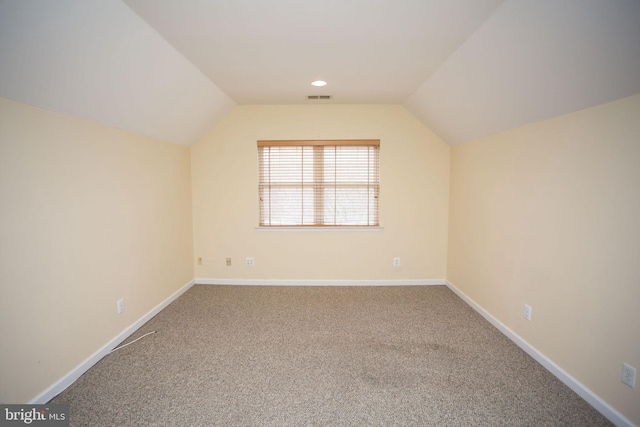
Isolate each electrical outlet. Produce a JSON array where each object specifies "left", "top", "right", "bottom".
[
  {"left": 246, "top": 257, "right": 254, "bottom": 267},
  {"left": 393, "top": 257, "right": 401, "bottom": 267},
  {"left": 197, "top": 257, "right": 203, "bottom": 265},
  {"left": 226, "top": 257, "right": 232, "bottom": 266},
  {"left": 622, "top": 363, "right": 636, "bottom": 388},
  {"left": 117, "top": 298, "right": 125, "bottom": 315},
  {"left": 523, "top": 304, "right": 532, "bottom": 321}
]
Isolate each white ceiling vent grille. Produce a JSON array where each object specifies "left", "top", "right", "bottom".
[{"left": 307, "top": 95, "right": 332, "bottom": 100}]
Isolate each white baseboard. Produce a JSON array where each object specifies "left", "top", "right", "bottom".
[
  {"left": 29, "top": 279, "right": 196, "bottom": 404},
  {"left": 445, "top": 280, "right": 634, "bottom": 427},
  {"left": 195, "top": 278, "right": 445, "bottom": 286}
]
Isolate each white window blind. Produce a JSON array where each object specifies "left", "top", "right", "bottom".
[{"left": 258, "top": 140, "right": 380, "bottom": 227}]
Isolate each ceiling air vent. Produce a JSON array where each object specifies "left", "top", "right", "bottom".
[{"left": 307, "top": 95, "right": 332, "bottom": 100}]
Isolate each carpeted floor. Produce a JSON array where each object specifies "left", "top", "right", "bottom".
[{"left": 51, "top": 285, "right": 612, "bottom": 426}]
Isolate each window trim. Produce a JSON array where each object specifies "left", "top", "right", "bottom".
[
  {"left": 255, "top": 226, "right": 383, "bottom": 232},
  {"left": 257, "top": 139, "right": 380, "bottom": 228},
  {"left": 258, "top": 139, "right": 380, "bottom": 147}
]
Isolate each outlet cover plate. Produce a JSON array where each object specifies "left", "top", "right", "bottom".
[
  {"left": 524, "top": 304, "right": 532, "bottom": 321},
  {"left": 622, "top": 363, "right": 636, "bottom": 388}
]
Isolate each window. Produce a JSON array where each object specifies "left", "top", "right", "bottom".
[{"left": 258, "top": 140, "right": 380, "bottom": 227}]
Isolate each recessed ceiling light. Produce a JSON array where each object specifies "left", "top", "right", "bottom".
[{"left": 311, "top": 80, "right": 327, "bottom": 87}]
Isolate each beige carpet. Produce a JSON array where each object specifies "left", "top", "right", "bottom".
[{"left": 51, "top": 285, "right": 611, "bottom": 426}]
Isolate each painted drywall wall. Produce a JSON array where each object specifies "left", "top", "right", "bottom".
[
  {"left": 0, "top": 97, "right": 194, "bottom": 403},
  {"left": 192, "top": 105, "right": 450, "bottom": 281},
  {"left": 447, "top": 94, "right": 640, "bottom": 425}
]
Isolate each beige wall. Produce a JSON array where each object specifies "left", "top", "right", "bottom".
[
  {"left": 192, "top": 105, "right": 450, "bottom": 281},
  {"left": 447, "top": 94, "right": 640, "bottom": 424},
  {"left": 0, "top": 97, "right": 194, "bottom": 403}
]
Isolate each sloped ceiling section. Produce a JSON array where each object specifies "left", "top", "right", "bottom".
[
  {"left": 405, "top": 0, "right": 640, "bottom": 144},
  {"left": 0, "top": 0, "right": 235, "bottom": 146}
]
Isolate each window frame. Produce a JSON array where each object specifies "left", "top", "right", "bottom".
[{"left": 257, "top": 139, "right": 380, "bottom": 229}]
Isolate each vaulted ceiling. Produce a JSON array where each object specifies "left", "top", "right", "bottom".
[{"left": 1, "top": 0, "right": 639, "bottom": 146}]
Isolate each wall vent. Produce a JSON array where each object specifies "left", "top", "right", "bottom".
[{"left": 307, "top": 95, "right": 332, "bottom": 100}]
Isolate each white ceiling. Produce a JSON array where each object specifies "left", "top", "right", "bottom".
[
  {"left": 1, "top": 0, "right": 639, "bottom": 146},
  {"left": 123, "top": 0, "right": 505, "bottom": 105}
]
